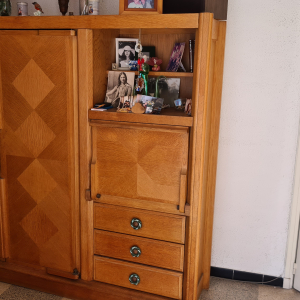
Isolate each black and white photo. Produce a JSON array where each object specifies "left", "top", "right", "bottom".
[
  {"left": 105, "top": 71, "right": 135, "bottom": 108},
  {"left": 116, "top": 38, "right": 138, "bottom": 70}
]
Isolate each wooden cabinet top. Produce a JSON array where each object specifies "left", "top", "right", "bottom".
[{"left": 0, "top": 14, "right": 200, "bottom": 30}]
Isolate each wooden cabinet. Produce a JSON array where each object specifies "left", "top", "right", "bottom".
[
  {"left": 0, "top": 13, "right": 226, "bottom": 300},
  {"left": 0, "top": 30, "right": 80, "bottom": 276}
]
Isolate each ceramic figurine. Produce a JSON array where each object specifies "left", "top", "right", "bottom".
[
  {"left": 32, "top": 2, "right": 44, "bottom": 15},
  {"left": 129, "top": 60, "right": 138, "bottom": 71},
  {"left": 148, "top": 57, "right": 162, "bottom": 71},
  {"left": 137, "top": 58, "right": 144, "bottom": 71}
]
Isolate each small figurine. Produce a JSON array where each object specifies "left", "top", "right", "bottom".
[
  {"left": 135, "top": 76, "right": 145, "bottom": 93},
  {"left": 129, "top": 60, "right": 138, "bottom": 71},
  {"left": 32, "top": 2, "right": 44, "bottom": 15},
  {"left": 148, "top": 57, "right": 163, "bottom": 71},
  {"left": 137, "top": 58, "right": 144, "bottom": 71}
]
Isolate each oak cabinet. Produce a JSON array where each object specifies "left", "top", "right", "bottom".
[
  {"left": 0, "top": 13, "right": 226, "bottom": 300},
  {"left": 0, "top": 30, "right": 79, "bottom": 276}
]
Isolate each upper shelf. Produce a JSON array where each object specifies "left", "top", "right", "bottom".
[{"left": 0, "top": 14, "right": 200, "bottom": 30}]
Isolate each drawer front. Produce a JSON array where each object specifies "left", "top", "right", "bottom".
[
  {"left": 94, "top": 256, "right": 183, "bottom": 299},
  {"left": 94, "top": 230, "right": 184, "bottom": 271},
  {"left": 94, "top": 204, "right": 186, "bottom": 244}
]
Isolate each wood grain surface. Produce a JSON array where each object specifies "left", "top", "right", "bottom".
[
  {"left": 78, "top": 29, "right": 94, "bottom": 281},
  {"left": 94, "top": 256, "right": 183, "bottom": 299},
  {"left": 0, "top": 14, "right": 199, "bottom": 30},
  {"left": 91, "top": 123, "right": 189, "bottom": 208},
  {"left": 0, "top": 32, "right": 79, "bottom": 274},
  {"left": 89, "top": 109, "right": 193, "bottom": 127},
  {"left": 94, "top": 204, "right": 186, "bottom": 244},
  {"left": 0, "top": 260, "right": 172, "bottom": 300},
  {"left": 94, "top": 230, "right": 184, "bottom": 271}
]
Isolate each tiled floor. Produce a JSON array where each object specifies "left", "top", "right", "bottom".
[
  {"left": 200, "top": 277, "right": 300, "bottom": 300},
  {"left": 0, "top": 277, "right": 299, "bottom": 299}
]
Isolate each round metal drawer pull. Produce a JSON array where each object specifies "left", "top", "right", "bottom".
[
  {"left": 131, "top": 218, "right": 142, "bottom": 230},
  {"left": 130, "top": 246, "right": 141, "bottom": 258},
  {"left": 129, "top": 273, "right": 140, "bottom": 285}
]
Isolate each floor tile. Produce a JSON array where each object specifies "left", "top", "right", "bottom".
[
  {"left": 0, "top": 283, "right": 10, "bottom": 295},
  {"left": 0, "top": 285, "right": 62, "bottom": 299},
  {"left": 200, "top": 276, "right": 259, "bottom": 300},
  {"left": 258, "top": 284, "right": 300, "bottom": 300}
]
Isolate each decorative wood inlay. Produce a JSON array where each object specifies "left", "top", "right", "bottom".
[
  {"left": 13, "top": 59, "right": 55, "bottom": 109},
  {"left": 0, "top": 33, "right": 78, "bottom": 274}
]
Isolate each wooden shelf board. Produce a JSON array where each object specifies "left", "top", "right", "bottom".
[
  {"left": 0, "top": 14, "right": 199, "bottom": 30},
  {"left": 89, "top": 108, "right": 193, "bottom": 127},
  {"left": 107, "top": 70, "right": 193, "bottom": 78}
]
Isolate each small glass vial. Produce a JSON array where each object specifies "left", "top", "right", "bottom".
[
  {"left": 17, "top": 2, "right": 28, "bottom": 16},
  {"left": 88, "top": 0, "right": 99, "bottom": 15},
  {"left": 0, "top": 0, "right": 11, "bottom": 16}
]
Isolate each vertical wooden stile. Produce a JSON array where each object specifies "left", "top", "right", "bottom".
[
  {"left": 184, "top": 13, "right": 216, "bottom": 300},
  {"left": 69, "top": 32, "right": 81, "bottom": 272},
  {"left": 78, "top": 29, "right": 94, "bottom": 281},
  {"left": 202, "top": 21, "right": 227, "bottom": 289}
]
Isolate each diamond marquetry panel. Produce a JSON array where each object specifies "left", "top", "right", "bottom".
[
  {"left": 17, "top": 159, "right": 57, "bottom": 204},
  {"left": 20, "top": 206, "right": 58, "bottom": 246},
  {"left": 94, "top": 126, "right": 189, "bottom": 205},
  {"left": 13, "top": 59, "right": 55, "bottom": 109},
  {"left": 0, "top": 37, "right": 31, "bottom": 83},
  {"left": 13, "top": 35, "right": 44, "bottom": 59},
  {"left": 0, "top": 32, "right": 77, "bottom": 273},
  {"left": 15, "top": 111, "right": 56, "bottom": 158},
  {"left": 2, "top": 87, "right": 33, "bottom": 132},
  {"left": 3, "top": 125, "right": 34, "bottom": 158}
]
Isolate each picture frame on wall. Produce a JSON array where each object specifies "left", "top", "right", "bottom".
[
  {"left": 116, "top": 38, "right": 139, "bottom": 70},
  {"left": 119, "top": 0, "right": 163, "bottom": 14}
]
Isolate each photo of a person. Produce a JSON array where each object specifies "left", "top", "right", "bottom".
[
  {"left": 105, "top": 71, "right": 135, "bottom": 108},
  {"left": 119, "top": 45, "right": 135, "bottom": 68},
  {"left": 166, "top": 42, "right": 186, "bottom": 72},
  {"left": 116, "top": 38, "right": 138, "bottom": 69},
  {"left": 127, "top": 0, "right": 154, "bottom": 8}
]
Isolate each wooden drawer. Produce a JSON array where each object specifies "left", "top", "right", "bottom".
[
  {"left": 94, "top": 204, "right": 186, "bottom": 244},
  {"left": 94, "top": 256, "right": 183, "bottom": 299},
  {"left": 94, "top": 230, "right": 184, "bottom": 271}
]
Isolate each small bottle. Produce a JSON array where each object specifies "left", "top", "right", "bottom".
[{"left": 0, "top": 0, "right": 11, "bottom": 16}]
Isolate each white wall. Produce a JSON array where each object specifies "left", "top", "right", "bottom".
[
  {"left": 211, "top": 0, "right": 300, "bottom": 277},
  {"left": 11, "top": 0, "right": 300, "bottom": 278}
]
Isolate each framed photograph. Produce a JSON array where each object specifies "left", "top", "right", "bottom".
[
  {"left": 105, "top": 71, "right": 135, "bottom": 108},
  {"left": 148, "top": 77, "right": 180, "bottom": 107},
  {"left": 119, "top": 0, "right": 163, "bottom": 14},
  {"left": 166, "top": 42, "right": 185, "bottom": 72},
  {"left": 116, "top": 38, "right": 138, "bottom": 70},
  {"left": 135, "top": 46, "right": 155, "bottom": 60}
]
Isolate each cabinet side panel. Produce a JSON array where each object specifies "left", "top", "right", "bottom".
[
  {"left": 202, "top": 21, "right": 226, "bottom": 289},
  {"left": 0, "top": 33, "right": 79, "bottom": 273},
  {"left": 78, "top": 29, "right": 94, "bottom": 281},
  {"left": 184, "top": 13, "right": 215, "bottom": 300}
]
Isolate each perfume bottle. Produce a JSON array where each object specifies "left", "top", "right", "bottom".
[{"left": 0, "top": 0, "right": 11, "bottom": 16}]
